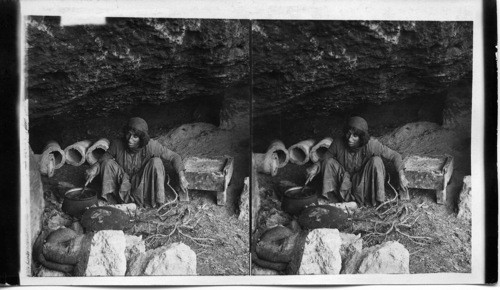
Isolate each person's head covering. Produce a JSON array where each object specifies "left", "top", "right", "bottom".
[
  {"left": 347, "top": 116, "right": 368, "bottom": 134},
  {"left": 128, "top": 117, "right": 149, "bottom": 133},
  {"left": 124, "top": 117, "right": 150, "bottom": 149},
  {"left": 343, "top": 116, "right": 370, "bottom": 149}
]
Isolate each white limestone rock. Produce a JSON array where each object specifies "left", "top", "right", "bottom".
[
  {"left": 238, "top": 177, "right": 250, "bottom": 221},
  {"left": 104, "top": 203, "right": 138, "bottom": 216},
  {"left": 457, "top": 175, "right": 471, "bottom": 221},
  {"left": 85, "top": 230, "right": 126, "bottom": 276},
  {"left": 298, "top": 228, "right": 342, "bottom": 275},
  {"left": 127, "top": 242, "right": 197, "bottom": 276},
  {"left": 343, "top": 241, "right": 410, "bottom": 274}
]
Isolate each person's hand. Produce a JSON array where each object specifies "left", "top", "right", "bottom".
[
  {"left": 179, "top": 171, "right": 189, "bottom": 193},
  {"left": 85, "top": 164, "right": 99, "bottom": 185},
  {"left": 399, "top": 170, "right": 409, "bottom": 192},
  {"left": 305, "top": 163, "right": 320, "bottom": 184}
]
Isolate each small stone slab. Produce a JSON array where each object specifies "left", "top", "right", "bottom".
[
  {"left": 403, "top": 154, "right": 454, "bottom": 204},
  {"left": 183, "top": 156, "right": 234, "bottom": 205}
]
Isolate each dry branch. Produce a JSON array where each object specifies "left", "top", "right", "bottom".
[{"left": 351, "top": 178, "right": 432, "bottom": 246}]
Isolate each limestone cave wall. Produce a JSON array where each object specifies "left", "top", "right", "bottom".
[
  {"left": 252, "top": 20, "right": 473, "bottom": 118},
  {"left": 26, "top": 17, "right": 250, "bottom": 124}
]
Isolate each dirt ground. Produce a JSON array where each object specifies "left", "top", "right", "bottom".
[
  {"left": 254, "top": 119, "right": 471, "bottom": 274},
  {"left": 36, "top": 98, "right": 250, "bottom": 276}
]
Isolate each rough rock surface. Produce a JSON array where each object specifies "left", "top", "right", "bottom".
[
  {"left": 457, "top": 175, "right": 471, "bottom": 221},
  {"left": 342, "top": 241, "right": 409, "bottom": 274},
  {"left": 27, "top": 18, "right": 249, "bottom": 124},
  {"left": 251, "top": 166, "right": 260, "bottom": 232},
  {"left": 238, "top": 177, "right": 250, "bottom": 222},
  {"left": 298, "top": 228, "right": 342, "bottom": 275},
  {"left": 252, "top": 264, "right": 280, "bottom": 275},
  {"left": 46, "top": 211, "right": 72, "bottom": 231},
  {"left": 125, "top": 235, "right": 146, "bottom": 261},
  {"left": 127, "top": 242, "right": 197, "bottom": 276},
  {"left": 252, "top": 21, "right": 473, "bottom": 118},
  {"left": 339, "top": 232, "right": 363, "bottom": 259},
  {"left": 36, "top": 266, "right": 67, "bottom": 277},
  {"left": 30, "top": 147, "right": 44, "bottom": 246},
  {"left": 29, "top": 146, "right": 45, "bottom": 275},
  {"left": 85, "top": 230, "right": 127, "bottom": 276}
]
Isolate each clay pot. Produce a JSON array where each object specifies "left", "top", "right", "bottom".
[
  {"left": 62, "top": 188, "right": 98, "bottom": 218},
  {"left": 281, "top": 186, "right": 318, "bottom": 215}
]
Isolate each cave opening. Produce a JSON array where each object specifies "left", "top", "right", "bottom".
[
  {"left": 252, "top": 90, "right": 453, "bottom": 152},
  {"left": 29, "top": 95, "right": 224, "bottom": 154}
]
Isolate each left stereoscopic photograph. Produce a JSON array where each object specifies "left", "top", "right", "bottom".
[{"left": 23, "top": 16, "right": 251, "bottom": 277}]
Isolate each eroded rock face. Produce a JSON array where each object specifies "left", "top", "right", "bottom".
[
  {"left": 85, "top": 230, "right": 127, "bottom": 276},
  {"left": 251, "top": 166, "right": 260, "bottom": 232},
  {"left": 127, "top": 242, "right": 197, "bottom": 276},
  {"left": 342, "top": 240, "right": 410, "bottom": 274},
  {"left": 457, "top": 175, "right": 471, "bottom": 221},
  {"left": 27, "top": 17, "right": 249, "bottom": 124},
  {"left": 238, "top": 177, "right": 250, "bottom": 222},
  {"left": 30, "top": 147, "right": 44, "bottom": 247},
  {"left": 252, "top": 21, "right": 473, "bottom": 119},
  {"left": 298, "top": 228, "right": 342, "bottom": 275}
]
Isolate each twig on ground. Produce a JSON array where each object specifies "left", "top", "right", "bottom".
[
  {"left": 376, "top": 192, "right": 398, "bottom": 211},
  {"left": 157, "top": 178, "right": 179, "bottom": 212},
  {"left": 178, "top": 229, "right": 213, "bottom": 247}
]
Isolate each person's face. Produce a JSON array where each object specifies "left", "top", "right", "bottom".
[
  {"left": 346, "top": 130, "right": 360, "bottom": 149},
  {"left": 127, "top": 131, "right": 140, "bottom": 149}
]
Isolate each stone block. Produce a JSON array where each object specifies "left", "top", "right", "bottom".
[
  {"left": 85, "top": 230, "right": 126, "bottom": 276},
  {"left": 127, "top": 242, "right": 197, "bottom": 276},
  {"left": 183, "top": 156, "right": 234, "bottom": 205},
  {"left": 403, "top": 154, "right": 454, "bottom": 204},
  {"left": 343, "top": 241, "right": 409, "bottom": 274},
  {"left": 298, "top": 228, "right": 342, "bottom": 275}
]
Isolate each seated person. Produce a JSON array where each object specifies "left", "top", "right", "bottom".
[
  {"left": 85, "top": 117, "right": 188, "bottom": 208},
  {"left": 306, "top": 116, "right": 409, "bottom": 206}
]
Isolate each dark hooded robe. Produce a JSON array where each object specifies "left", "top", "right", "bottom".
[
  {"left": 318, "top": 117, "right": 403, "bottom": 206},
  {"left": 97, "top": 117, "right": 184, "bottom": 207}
]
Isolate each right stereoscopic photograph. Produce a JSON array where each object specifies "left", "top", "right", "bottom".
[{"left": 251, "top": 20, "right": 472, "bottom": 275}]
